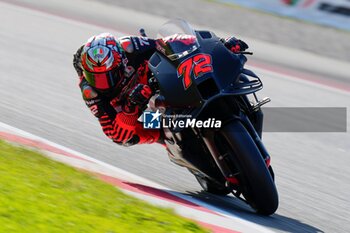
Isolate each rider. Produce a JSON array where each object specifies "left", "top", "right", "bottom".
[{"left": 73, "top": 32, "right": 248, "bottom": 147}]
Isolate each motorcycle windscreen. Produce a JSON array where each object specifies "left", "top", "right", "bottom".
[
  {"left": 156, "top": 34, "right": 199, "bottom": 60},
  {"left": 156, "top": 19, "right": 200, "bottom": 60}
]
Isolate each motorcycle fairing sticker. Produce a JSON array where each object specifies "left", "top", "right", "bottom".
[{"left": 177, "top": 53, "right": 213, "bottom": 90}]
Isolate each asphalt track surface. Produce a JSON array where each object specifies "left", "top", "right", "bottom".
[
  {"left": 0, "top": 1, "right": 350, "bottom": 232},
  {"left": 98, "top": 0, "right": 350, "bottom": 62}
]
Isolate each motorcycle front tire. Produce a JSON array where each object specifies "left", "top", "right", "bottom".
[{"left": 220, "top": 120, "right": 279, "bottom": 215}]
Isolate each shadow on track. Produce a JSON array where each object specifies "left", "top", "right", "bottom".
[
  {"left": 122, "top": 180, "right": 323, "bottom": 233},
  {"left": 182, "top": 191, "right": 324, "bottom": 233}
]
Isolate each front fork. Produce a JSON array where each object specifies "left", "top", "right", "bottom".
[
  {"left": 200, "top": 108, "right": 271, "bottom": 187},
  {"left": 200, "top": 128, "right": 240, "bottom": 186},
  {"left": 240, "top": 91, "right": 271, "bottom": 166}
]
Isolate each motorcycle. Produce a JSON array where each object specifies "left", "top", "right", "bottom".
[{"left": 145, "top": 19, "right": 278, "bottom": 215}]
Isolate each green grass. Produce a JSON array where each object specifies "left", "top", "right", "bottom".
[{"left": 0, "top": 140, "right": 210, "bottom": 233}]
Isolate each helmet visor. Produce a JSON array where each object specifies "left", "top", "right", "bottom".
[{"left": 83, "top": 67, "right": 122, "bottom": 90}]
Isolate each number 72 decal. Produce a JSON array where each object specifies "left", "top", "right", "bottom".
[{"left": 177, "top": 54, "right": 213, "bottom": 90}]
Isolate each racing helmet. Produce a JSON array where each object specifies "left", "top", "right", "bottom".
[{"left": 81, "top": 33, "right": 126, "bottom": 91}]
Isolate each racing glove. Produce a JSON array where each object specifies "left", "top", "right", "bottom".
[
  {"left": 112, "top": 84, "right": 155, "bottom": 146},
  {"left": 223, "top": 36, "right": 249, "bottom": 53},
  {"left": 128, "top": 84, "right": 153, "bottom": 106}
]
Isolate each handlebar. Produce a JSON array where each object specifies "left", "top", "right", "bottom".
[
  {"left": 241, "top": 51, "right": 253, "bottom": 55},
  {"left": 139, "top": 28, "right": 147, "bottom": 37}
]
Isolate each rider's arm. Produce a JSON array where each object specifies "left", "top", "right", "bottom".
[
  {"left": 79, "top": 79, "right": 159, "bottom": 146},
  {"left": 119, "top": 36, "right": 157, "bottom": 56},
  {"left": 79, "top": 78, "right": 138, "bottom": 144}
]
